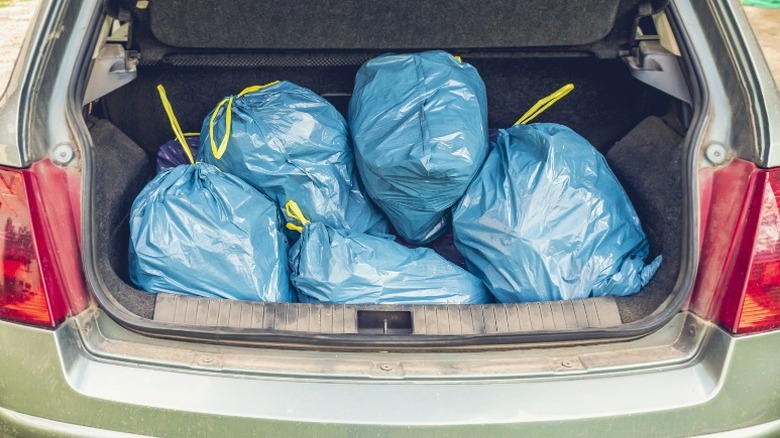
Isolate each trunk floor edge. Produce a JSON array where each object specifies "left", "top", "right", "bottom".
[{"left": 152, "top": 293, "right": 622, "bottom": 335}]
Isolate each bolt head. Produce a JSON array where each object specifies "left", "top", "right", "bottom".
[
  {"left": 706, "top": 143, "right": 727, "bottom": 165},
  {"left": 52, "top": 144, "right": 74, "bottom": 165}
]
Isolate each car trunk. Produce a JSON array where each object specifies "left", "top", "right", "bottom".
[{"left": 83, "top": 0, "right": 692, "bottom": 347}]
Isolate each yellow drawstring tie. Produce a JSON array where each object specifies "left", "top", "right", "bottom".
[
  {"left": 156, "top": 84, "right": 196, "bottom": 164},
  {"left": 514, "top": 83, "right": 575, "bottom": 126},
  {"left": 237, "top": 80, "right": 280, "bottom": 97},
  {"left": 209, "top": 97, "right": 233, "bottom": 160},
  {"left": 208, "top": 80, "right": 281, "bottom": 160},
  {"left": 284, "top": 200, "right": 311, "bottom": 233}
]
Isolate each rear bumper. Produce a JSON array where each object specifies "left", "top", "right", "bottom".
[
  {"left": 4, "top": 404, "right": 780, "bottom": 438},
  {"left": 0, "top": 407, "right": 147, "bottom": 437},
  {"left": 0, "top": 310, "right": 779, "bottom": 437}
]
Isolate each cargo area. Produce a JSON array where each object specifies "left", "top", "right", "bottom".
[{"left": 82, "top": 0, "right": 693, "bottom": 345}]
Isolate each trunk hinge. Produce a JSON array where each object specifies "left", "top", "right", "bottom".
[
  {"left": 624, "top": 7, "right": 691, "bottom": 104},
  {"left": 83, "top": 14, "right": 138, "bottom": 105},
  {"left": 83, "top": 44, "right": 138, "bottom": 104}
]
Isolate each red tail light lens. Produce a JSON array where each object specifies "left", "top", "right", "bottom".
[
  {"left": 0, "top": 167, "right": 67, "bottom": 327},
  {"left": 718, "top": 170, "right": 780, "bottom": 334}
]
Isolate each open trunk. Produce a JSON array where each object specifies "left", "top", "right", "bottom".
[{"left": 84, "top": 0, "right": 693, "bottom": 347}]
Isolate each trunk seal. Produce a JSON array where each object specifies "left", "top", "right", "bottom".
[{"left": 76, "top": 3, "right": 703, "bottom": 350}]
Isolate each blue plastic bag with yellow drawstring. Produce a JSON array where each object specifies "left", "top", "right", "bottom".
[
  {"left": 348, "top": 51, "right": 489, "bottom": 244},
  {"left": 128, "top": 163, "right": 293, "bottom": 302},
  {"left": 453, "top": 121, "right": 661, "bottom": 303},
  {"left": 285, "top": 201, "right": 492, "bottom": 304},
  {"left": 197, "top": 80, "right": 388, "bottom": 237},
  {"left": 128, "top": 85, "right": 292, "bottom": 302}
]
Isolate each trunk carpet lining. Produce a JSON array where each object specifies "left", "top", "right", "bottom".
[
  {"left": 101, "top": 58, "right": 669, "bottom": 156},
  {"left": 89, "top": 59, "right": 684, "bottom": 330}
]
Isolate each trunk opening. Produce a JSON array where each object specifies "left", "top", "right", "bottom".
[
  {"left": 80, "top": 0, "right": 696, "bottom": 349},
  {"left": 84, "top": 53, "right": 690, "bottom": 346}
]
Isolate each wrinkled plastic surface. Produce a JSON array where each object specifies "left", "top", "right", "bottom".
[
  {"left": 398, "top": 226, "right": 466, "bottom": 268},
  {"left": 198, "top": 80, "right": 388, "bottom": 236},
  {"left": 156, "top": 137, "right": 200, "bottom": 173},
  {"left": 349, "top": 51, "right": 489, "bottom": 244},
  {"left": 129, "top": 164, "right": 292, "bottom": 302},
  {"left": 290, "top": 222, "right": 492, "bottom": 304},
  {"left": 453, "top": 123, "right": 662, "bottom": 303}
]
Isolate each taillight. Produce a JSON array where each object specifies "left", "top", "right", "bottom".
[
  {"left": 715, "top": 168, "right": 780, "bottom": 334},
  {"left": 0, "top": 167, "right": 67, "bottom": 327}
]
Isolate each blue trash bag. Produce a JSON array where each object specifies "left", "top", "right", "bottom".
[
  {"left": 128, "top": 163, "right": 293, "bottom": 302},
  {"left": 285, "top": 202, "right": 491, "bottom": 304},
  {"left": 156, "top": 136, "right": 200, "bottom": 173},
  {"left": 453, "top": 123, "right": 662, "bottom": 303},
  {"left": 198, "top": 80, "right": 388, "bottom": 237},
  {"left": 348, "top": 51, "right": 489, "bottom": 244},
  {"left": 398, "top": 226, "right": 466, "bottom": 268}
]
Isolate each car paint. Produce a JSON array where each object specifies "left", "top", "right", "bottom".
[
  {"left": 709, "top": 0, "right": 780, "bottom": 169},
  {"left": 1, "top": 310, "right": 780, "bottom": 437}
]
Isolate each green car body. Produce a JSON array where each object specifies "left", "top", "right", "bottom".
[{"left": 1, "top": 312, "right": 780, "bottom": 437}]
